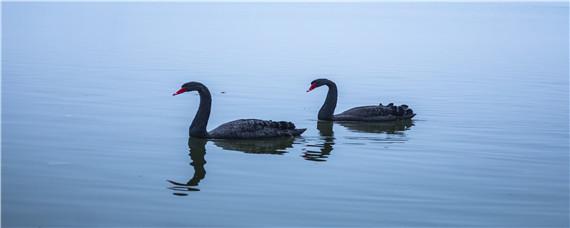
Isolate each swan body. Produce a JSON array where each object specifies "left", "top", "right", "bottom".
[
  {"left": 174, "top": 82, "right": 306, "bottom": 139},
  {"left": 333, "top": 103, "right": 415, "bottom": 121},
  {"left": 307, "top": 79, "right": 415, "bottom": 121}
]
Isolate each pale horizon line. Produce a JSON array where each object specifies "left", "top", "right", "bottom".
[{"left": 2, "top": 0, "right": 569, "bottom": 3}]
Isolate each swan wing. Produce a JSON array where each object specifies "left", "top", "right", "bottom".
[{"left": 208, "top": 119, "right": 306, "bottom": 139}]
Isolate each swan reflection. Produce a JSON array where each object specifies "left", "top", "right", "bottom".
[
  {"left": 168, "top": 137, "right": 298, "bottom": 195},
  {"left": 339, "top": 120, "right": 414, "bottom": 144},
  {"left": 303, "top": 120, "right": 415, "bottom": 161},
  {"left": 168, "top": 137, "right": 207, "bottom": 196},
  {"left": 338, "top": 119, "right": 414, "bottom": 134},
  {"left": 212, "top": 137, "right": 296, "bottom": 155},
  {"left": 302, "top": 121, "right": 335, "bottom": 162}
]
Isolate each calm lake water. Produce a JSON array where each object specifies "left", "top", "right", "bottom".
[{"left": 2, "top": 2, "right": 569, "bottom": 227}]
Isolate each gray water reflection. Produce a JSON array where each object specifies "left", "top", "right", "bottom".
[
  {"left": 3, "top": 2, "right": 568, "bottom": 226},
  {"left": 168, "top": 138, "right": 207, "bottom": 195}
]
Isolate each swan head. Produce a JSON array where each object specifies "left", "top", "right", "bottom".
[
  {"left": 307, "top": 78, "right": 330, "bottom": 92},
  {"left": 173, "top": 82, "right": 207, "bottom": 96}
]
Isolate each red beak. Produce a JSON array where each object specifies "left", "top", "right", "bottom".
[
  {"left": 172, "top": 88, "right": 187, "bottom": 96},
  {"left": 306, "top": 83, "right": 317, "bottom": 92}
]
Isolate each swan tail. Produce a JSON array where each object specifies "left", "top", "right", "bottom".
[
  {"left": 380, "top": 103, "right": 415, "bottom": 119},
  {"left": 269, "top": 121, "right": 297, "bottom": 130},
  {"left": 265, "top": 120, "right": 306, "bottom": 136},
  {"left": 291, "top": 128, "right": 307, "bottom": 136}
]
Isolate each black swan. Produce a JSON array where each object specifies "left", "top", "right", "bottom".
[
  {"left": 173, "top": 82, "right": 306, "bottom": 139},
  {"left": 307, "top": 79, "right": 416, "bottom": 121}
]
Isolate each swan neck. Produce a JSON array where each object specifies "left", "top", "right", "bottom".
[
  {"left": 189, "top": 88, "right": 211, "bottom": 138},
  {"left": 318, "top": 81, "right": 337, "bottom": 121}
]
